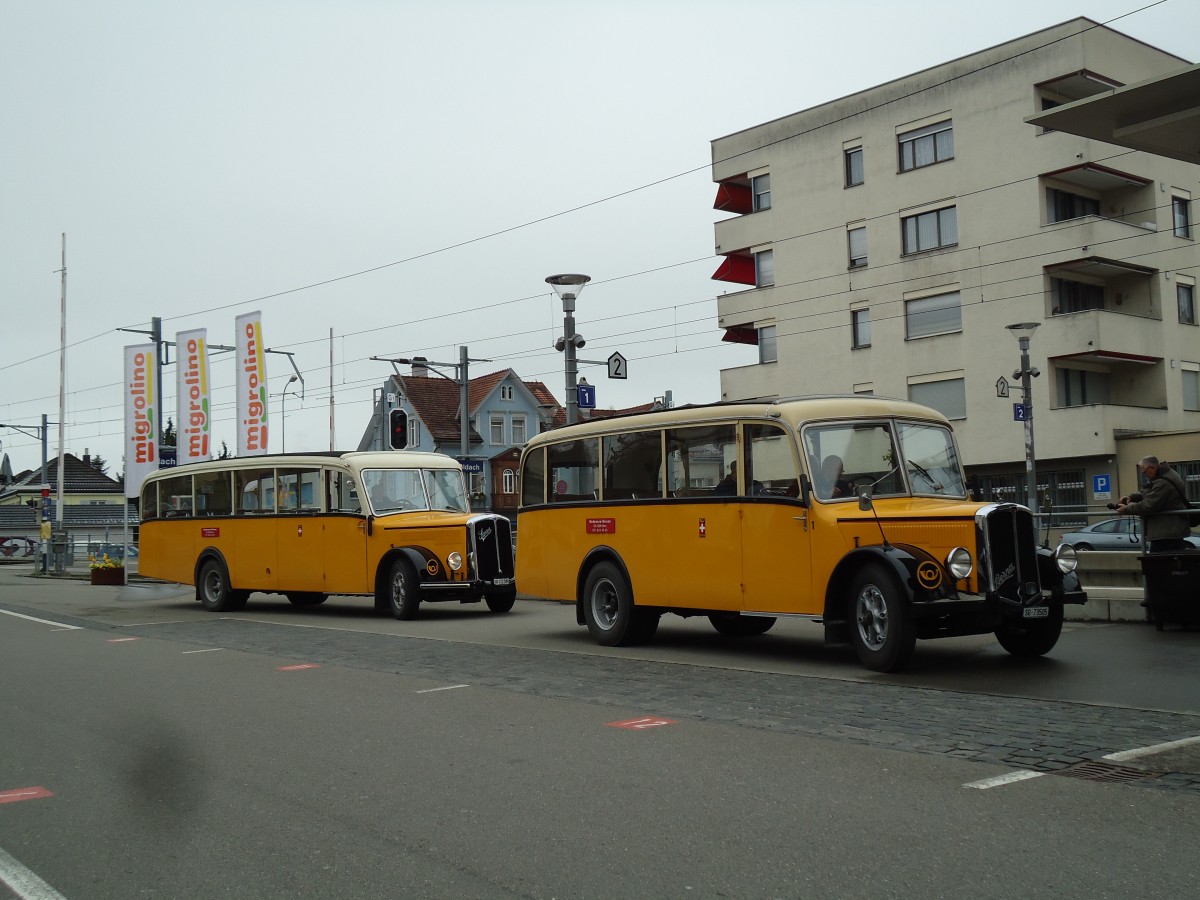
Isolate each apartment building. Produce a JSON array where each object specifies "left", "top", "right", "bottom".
[{"left": 710, "top": 18, "right": 1199, "bottom": 513}]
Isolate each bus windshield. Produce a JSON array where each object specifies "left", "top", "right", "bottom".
[
  {"left": 802, "top": 419, "right": 966, "bottom": 500},
  {"left": 895, "top": 421, "right": 966, "bottom": 498},
  {"left": 362, "top": 468, "right": 469, "bottom": 514}
]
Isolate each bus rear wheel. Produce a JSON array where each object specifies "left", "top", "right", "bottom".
[
  {"left": 197, "top": 558, "right": 248, "bottom": 612},
  {"left": 287, "top": 592, "right": 328, "bottom": 607},
  {"left": 848, "top": 565, "right": 914, "bottom": 672},
  {"left": 388, "top": 558, "right": 421, "bottom": 620},
  {"left": 583, "top": 561, "right": 655, "bottom": 647}
]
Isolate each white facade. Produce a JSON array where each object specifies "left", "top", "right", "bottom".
[{"left": 710, "top": 19, "right": 1199, "bottom": 506}]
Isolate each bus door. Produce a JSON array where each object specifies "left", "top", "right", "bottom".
[
  {"left": 234, "top": 467, "right": 280, "bottom": 591},
  {"left": 657, "top": 426, "right": 746, "bottom": 611},
  {"left": 275, "top": 468, "right": 326, "bottom": 591},
  {"left": 322, "top": 469, "right": 369, "bottom": 594},
  {"left": 738, "top": 424, "right": 815, "bottom": 614}
]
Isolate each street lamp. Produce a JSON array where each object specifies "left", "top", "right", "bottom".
[
  {"left": 1006, "top": 322, "right": 1041, "bottom": 515},
  {"left": 547, "top": 274, "right": 591, "bottom": 425},
  {"left": 277, "top": 374, "right": 299, "bottom": 453}
]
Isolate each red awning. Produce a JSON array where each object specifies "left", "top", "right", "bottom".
[
  {"left": 714, "top": 182, "right": 753, "bottom": 214},
  {"left": 721, "top": 326, "right": 759, "bottom": 345},
  {"left": 712, "top": 255, "right": 755, "bottom": 285}
]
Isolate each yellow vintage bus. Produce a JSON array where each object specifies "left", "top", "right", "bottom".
[
  {"left": 139, "top": 451, "right": 515, "bottom": 619},
  {"left": 516, "top": 396, "right": 1084, "bottom": 672}
]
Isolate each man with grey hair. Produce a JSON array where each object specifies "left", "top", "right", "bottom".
[{"left": 1116, "top": 456, "right": 1192, "bottom": 552}]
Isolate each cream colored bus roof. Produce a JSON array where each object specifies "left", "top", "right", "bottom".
[
  {"left": 143, "top": 450, "right": 462, "bottom": 481},
  {"left": 525, "top": 395, "right": 951, "bottom": 444}
]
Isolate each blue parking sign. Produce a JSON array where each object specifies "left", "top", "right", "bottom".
[{"left": 1093, "top": 474, "right": 1111, "bottom": 499}]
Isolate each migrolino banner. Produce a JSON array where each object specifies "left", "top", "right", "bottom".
[{"left": 235, "top": 311, "right": 268, "bottom": 456}]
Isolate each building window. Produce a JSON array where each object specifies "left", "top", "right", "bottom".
[
  {"left": 502, "top": 469, "right": 516, "bottom": 494},
  {"left": 752, "top": 173, "right": 771, "bottom": 211},
  {"left": 908, "top": 378, "right": 966, "bottom": 419},
  {"left": 1179, "top": 283, "right": 1196, "bottom": 325},
  {"left": 901, "top": 206, "right": 957, "bottom": 254},
  {"left": 758, "top": 325, "right": 777, "bottom": 364},
  {"left": 489, "top": 416, "right": 504, "bottom": 445},
  {"left": 845, "top": 147, "right": 864, "bottom": 187},
  {"left": 905, "top": 292, "right": 962, "bottom": 339},
  {"left": 1047, "top": 188, "right": 1099, "bottom": 223},
  {"left": 898, "top": 120, "right": 953, "bottom": 172},
  {"left": 1056, "top": 368, "right": 1110, "bottom": 407},
  {"left": 848, "top": 227, "right": 867, "bottom": 268},
  {"left": 500, "top": 385, "right": 514, "bottom": 401},
  {"left": 852, "top": 309, "right": 871, "bottom": 349},
  {"left": 511, "top": 416, "right": 527, "bottom": 445},
  {"left": 1174, "top": 196, "right": 1192, "bottom": 238},
  {"left": 1183, "top": 365, "right": 1200, "bottom": 412},
  {"left": 755, "top": 249, "right": 774, "bottom": 287},
  {"left": 1051, "top": 277, "right": 1104, "bottom": 314}
]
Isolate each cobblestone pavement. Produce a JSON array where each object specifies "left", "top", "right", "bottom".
[{"left": 12, "top": 605, "right": 1200, "bottom": 794}]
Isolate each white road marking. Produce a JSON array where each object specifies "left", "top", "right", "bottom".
[
  {"left": 1104, "top": 734, "right": 1200, "bottom": 762},
  {"left": 0, "top": 610, "right": 80, "bottom": 631},
  {"left": 415, "top": 684, "right": 469, "bottom": 694},
  {"left": 0, "top": 844, "right": 68, "bottom": 900},
  {"left": 182, "top": 648, "right": 222, "bottom": 654},
  {"left": 963, "top": 770, "right": 1043, "bottom": 790}
]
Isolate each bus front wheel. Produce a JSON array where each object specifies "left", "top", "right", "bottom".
[
  {"left": 848, "top": 565, "right": 915, "bottom": 672},
  {"left": 197, "top": 558, "right": 248, "bottom": 612},
  {"left": 583, "top": 561, "right": 655, "bottom": 647},
  {"left": 994, "top": 604, "right": 1064, "bottom": 657},
  {"left": 485, "top": 591, "right": 516, "bottom": 613},
  {"left": 388, "top": 558, "right": 421, "bottom": 620}
]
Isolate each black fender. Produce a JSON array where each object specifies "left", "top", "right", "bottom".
[
  {"left": 373, "top": 546, "right": 439, "bottom": 605},
  {"left": 575, "top": 546, "right": 633, "bottom": 626},
  {"left": 823, "top": 543, "right": 953, "bottom": 643},
  {"left": 1036, "top": 546, "right": 1083, "bottom": 598},
  {"left": 194, "top": 546, "right": 235, "bottom": 589}
]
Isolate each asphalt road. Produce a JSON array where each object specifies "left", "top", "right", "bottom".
[{"left": 2, "top": 567, "right": 1199, "bottom": 899}]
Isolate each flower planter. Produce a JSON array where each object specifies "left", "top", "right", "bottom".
[{"left": 90, "top": 567, "right": 126, "bottom": 586}]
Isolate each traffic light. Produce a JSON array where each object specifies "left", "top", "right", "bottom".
[{"left": 389, "top": 409, "right": 408, "bottom": 449}]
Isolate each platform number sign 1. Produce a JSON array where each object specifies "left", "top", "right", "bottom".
[{"left": 608, "top": 352, "right": 627, "bottom": 380}]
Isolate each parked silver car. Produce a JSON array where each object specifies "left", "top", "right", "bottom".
[{"left": 1058, "top": 517, "right": 1200, "bottom": 551}]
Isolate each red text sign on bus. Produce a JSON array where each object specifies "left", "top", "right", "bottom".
[
  {"left": 586, "top": 518, "right": 616, "bottom": 535},
  {"left": 200, "top": 527, "right": 220, "bottom": 538}
]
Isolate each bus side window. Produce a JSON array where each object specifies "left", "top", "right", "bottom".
[
  {"left": 744, "top": 422, "right": 800, "bottom": 497},
  {"left": 328, "top": 470, "right": 361, "bottom": 513},
  {"left": 667, "top": 424, "right": 737, "bottom": 496}
]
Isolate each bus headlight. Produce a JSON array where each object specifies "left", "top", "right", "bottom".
[
  {"left": 945, "top": 547, "right": 973, "bottom": 580},
  {"left": 447, "top": 552, "right": 463, "bottom": 571},
  {"left": 1054, "top": 543, "right": 1078, "bottom": 574}
]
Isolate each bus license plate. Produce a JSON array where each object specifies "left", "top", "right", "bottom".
[
  {"left": 491, "top": 577, "right": 513, "bottom": 586},
  {"left": 1023, "top": 606, "right": 1049, "bottom": 619}
]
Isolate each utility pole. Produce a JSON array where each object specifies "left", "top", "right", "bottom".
[{"left": 54, "top": 234, "right": 67, "bottom": 572}]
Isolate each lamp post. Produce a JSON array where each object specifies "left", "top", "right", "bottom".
[
  {"left": 277, "top": 374, "right": 299, "bottom": 453},
  {"left": 547, "top": 274, "right": 591, "bottom": 425},
  {"left": 1006, "top": 322, "right": 1041, "bottom": 514}
]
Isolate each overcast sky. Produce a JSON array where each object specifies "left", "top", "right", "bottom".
[{"left": 2, "top": 0, "right": 1195, "bottom": 477}]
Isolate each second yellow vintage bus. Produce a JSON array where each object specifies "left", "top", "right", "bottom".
[
  {"left": 139, "top": 451, "right": 516, "bottom": 619},
  {"left": 516, "top": 396, "right": 1084, "bottom": 672}
]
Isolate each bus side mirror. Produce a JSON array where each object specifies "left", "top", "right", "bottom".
[
  {"left": 799, "top": 474, "right": 812, "bottom": 508},
  {"left": 367, "top": 515, "right": 374, "bottom": 537},
  {"left": 858, "top": 493, "right": 874, "bottom": 512}
]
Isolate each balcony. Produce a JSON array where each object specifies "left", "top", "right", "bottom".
[
  {"left": 1041, "top": 163, "right": 1154, "bottom": 231},
  {"left": 1045, "top": 257, "right": 1159, "bottom": 320}
]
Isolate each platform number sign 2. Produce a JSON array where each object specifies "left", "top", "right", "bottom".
[{"left": 608, "top": 352, "right": 627, "bottom": 380}]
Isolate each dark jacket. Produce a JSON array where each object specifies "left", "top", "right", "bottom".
[{"left": 1124, "top": 463, "right": 1191, "bottom": 541}]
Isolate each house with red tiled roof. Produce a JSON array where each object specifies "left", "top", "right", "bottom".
[
  {"left": 358, "top": 364, "right": 671, "bottom": 514},
  {"left": 358, "top": 365, "right": 565, "bottom": 514}
]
